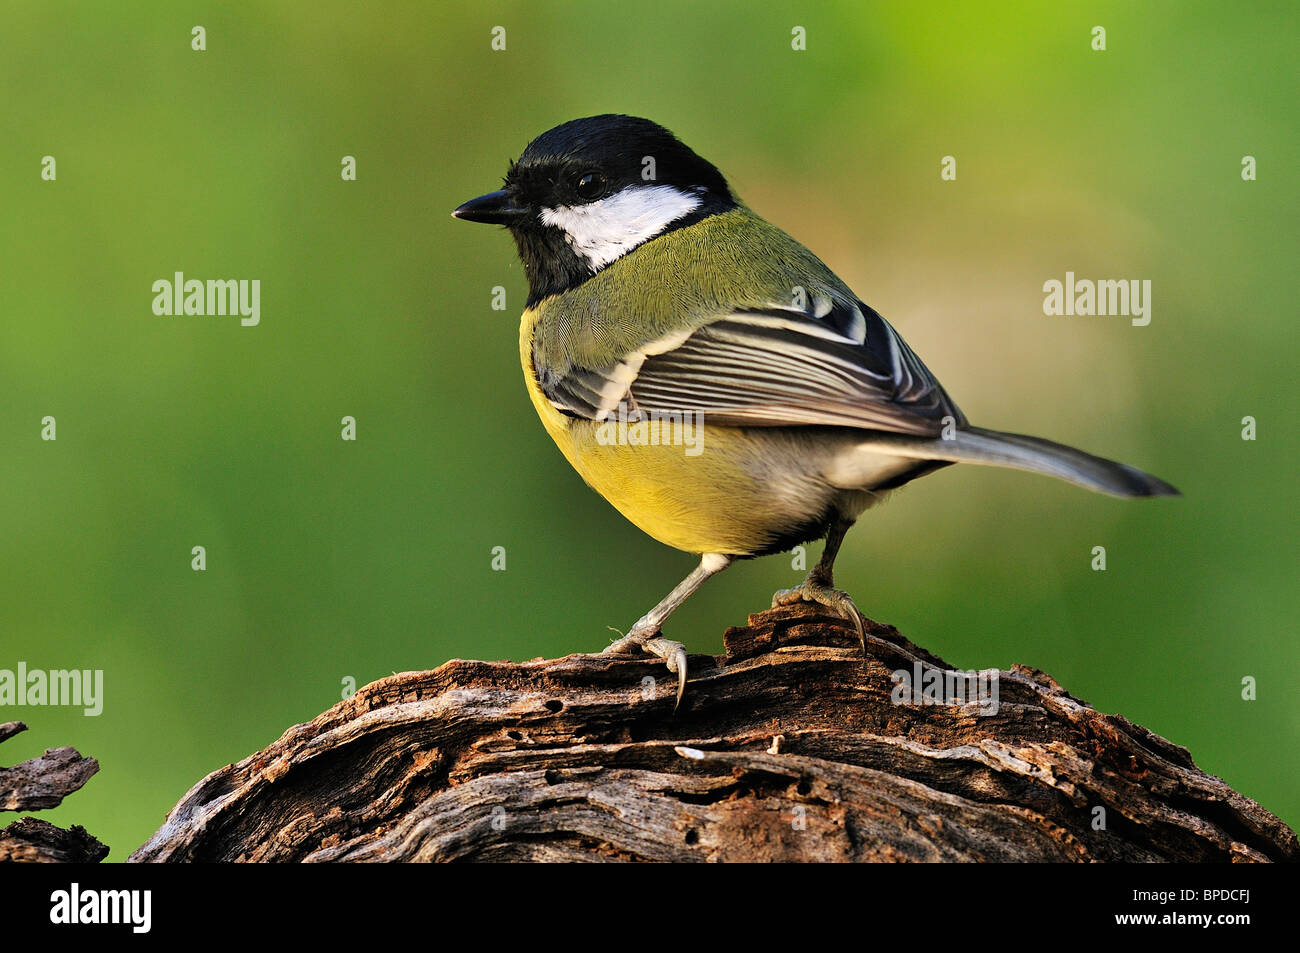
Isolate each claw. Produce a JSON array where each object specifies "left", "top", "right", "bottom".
[
  {"left": 646, "top": 639, "right": 688, "bottom": 710},
  {"left": 603, "top": 630, "right": 690, "bottom": 708},
  {"left": 773, "top": 579, "right": 867, "bottom": 656}
]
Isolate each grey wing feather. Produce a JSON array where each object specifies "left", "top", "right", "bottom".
[
  {"left": 535, "top": 295, "right": 964, "bottom": 436},
  {"left": 633, "top": 304, "right": 963, "bottom": 435}
]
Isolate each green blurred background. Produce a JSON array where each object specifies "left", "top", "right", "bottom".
[{"left": 2, "top": 1, "right": 1295, "bottom": 858}]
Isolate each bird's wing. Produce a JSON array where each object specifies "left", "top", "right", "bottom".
[{"left": 536, "top": 294, "right": 965, "bottom": 436}]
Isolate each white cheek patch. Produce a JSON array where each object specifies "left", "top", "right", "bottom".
[{"left": 540, "top": 185, "right": 703, "bottom": 271}]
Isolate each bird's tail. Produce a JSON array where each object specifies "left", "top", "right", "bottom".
[{"left": 854, "top": 426, "right": 1180, "bottom": 498}]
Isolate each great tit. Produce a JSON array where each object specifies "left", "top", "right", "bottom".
[{"left": 453, "top": 114, "right": 1178, "bottom": 706}]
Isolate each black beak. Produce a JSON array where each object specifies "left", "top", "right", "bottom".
[{"left": 451, "top": 189, "right": 528, "bottom": 225}]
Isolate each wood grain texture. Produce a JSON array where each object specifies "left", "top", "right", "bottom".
[{"left": 129, "top": 606, "right": 1298, "bottom": 863}]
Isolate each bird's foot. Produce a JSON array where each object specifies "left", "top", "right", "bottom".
[
  {"left": 604, "top": 628, "right": 689, "bottom": 709},
  {"left": 771, "top": 574, "right": 866, "bottom": 655}
]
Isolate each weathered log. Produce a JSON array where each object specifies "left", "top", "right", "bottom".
[
  {"left": 130, "top": 606, "right": 1298, "bottom": 862},
  {"left": 0, "top": 721, "right": 107, "bottom": 863}
]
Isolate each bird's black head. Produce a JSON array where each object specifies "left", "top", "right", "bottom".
[{"left": 453, "top": 115, "right": 736, "bottom": 307}]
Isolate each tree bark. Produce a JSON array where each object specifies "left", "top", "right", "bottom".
[{"left": 130, "top": 606, "right": 1298, "bottom": 862}]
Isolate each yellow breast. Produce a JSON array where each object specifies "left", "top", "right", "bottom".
[{"left": 519, "top": 306, "right": 817, "bottom": 556}]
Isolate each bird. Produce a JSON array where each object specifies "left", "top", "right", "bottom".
[{"left": 452, "top": 114, "right": 1178, "bottom": 707}]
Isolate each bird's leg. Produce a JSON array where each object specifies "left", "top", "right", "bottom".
[
  {"left": 605, "top": 553, "right": 731, "bottom": 707},
  {"left": 771, "top": 517, "right": 866, "bottom": 654}
]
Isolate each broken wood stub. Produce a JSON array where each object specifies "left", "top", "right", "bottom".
[{"left": 0, "top": 721, "right": 108, "bottom": 863}]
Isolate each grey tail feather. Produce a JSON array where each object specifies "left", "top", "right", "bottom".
[{"left": 857, "top": 426, "right": 1180, "bottom": 498}]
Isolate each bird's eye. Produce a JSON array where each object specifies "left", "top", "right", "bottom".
[{"left": 574, "top": 172, "right": 606, "bottom": 201}]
